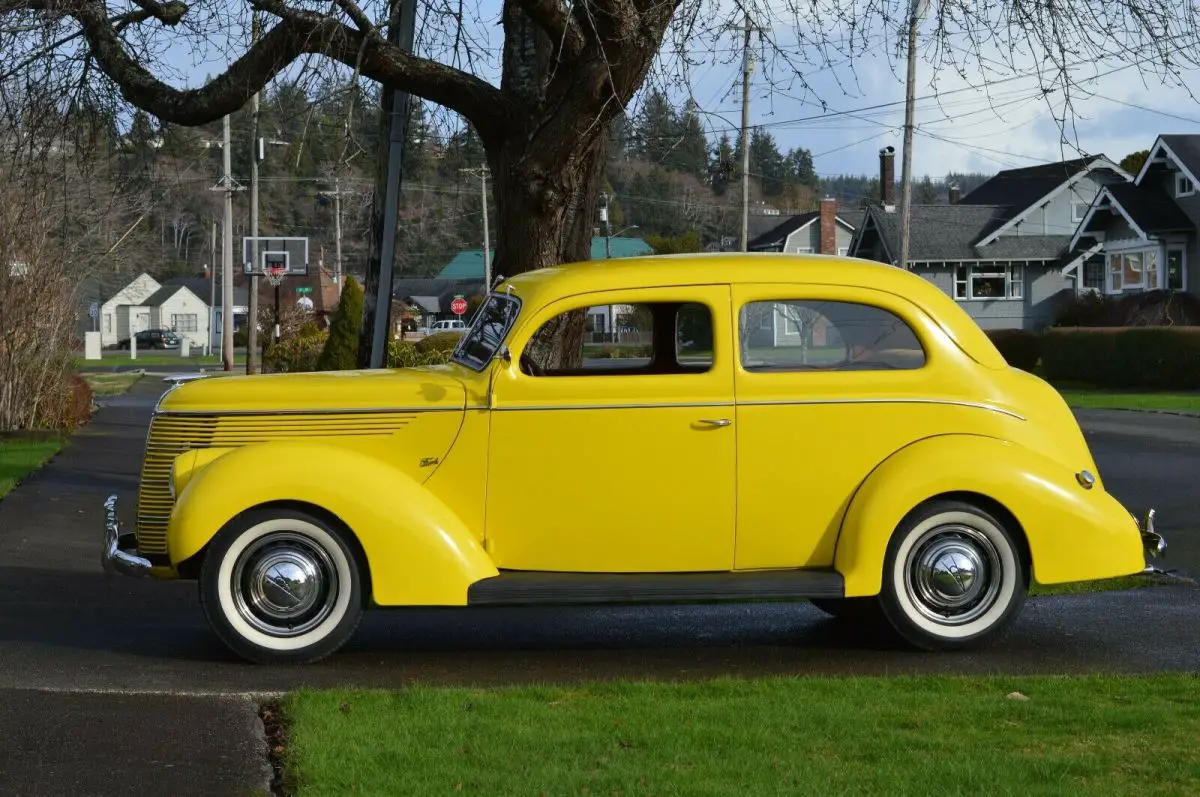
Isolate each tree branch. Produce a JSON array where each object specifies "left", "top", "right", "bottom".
[{"left": 65, "top": 0, "right": 513, "bottom": 142}]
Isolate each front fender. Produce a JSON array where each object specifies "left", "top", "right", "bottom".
[
  {"left": 835, "top": 434, "right": 1144, "bottom": 596},
  {"left": 168, "top": 441, "right": 497, "bottom": 606}
]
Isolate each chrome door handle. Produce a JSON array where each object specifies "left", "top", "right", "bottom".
[{"left": 697, "top": 418, "right": 731, "bottom": 427}]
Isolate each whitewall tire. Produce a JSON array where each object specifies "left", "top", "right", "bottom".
[
  {"left": 878, "top": 499, "right": 1027, "bottom": 651},
  {"left": 199, "top": 508, "right": 365, "bottom": 664}
]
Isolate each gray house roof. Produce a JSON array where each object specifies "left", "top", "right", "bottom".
[
  {"left": 1157, "top": 135, "right": 1200, "bottom": 178},
  {"left": 163, "top": 276, "right": 249, "bottom": 308},
  {"left": 1105, "top": 182, "right": 1194, "bottom": 233},
  {"left": 958, "top": 156, "right": 1099, "bottom": 209},
  {"left": 139, "top": 285, "right": 187, "bottom": 307},
  {"left": 855, "top": 204, "right": 1072, "bottom": 262}
]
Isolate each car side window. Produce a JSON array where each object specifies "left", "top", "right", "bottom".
[
  {"left": 520, "top": 301, "right": 713, "bottom": 376},
  {"left": 738, "top": 300, "right": 925, "bottom": 371}
]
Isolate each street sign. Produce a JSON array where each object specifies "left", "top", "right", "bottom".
[
  {"left": 88, "top": 302, "right": 99, "bottom": 318},
  {"left": 450, "top": 296, "right": 468, "bottom": 316},
  {"left": 295, "top": 286, "right": 312, "bottom": 294}
]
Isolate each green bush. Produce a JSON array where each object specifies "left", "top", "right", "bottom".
[
  {"left": 985, "top": 328, "right": 1040, "bottom": 372},
  {"left": 1041, "top": 327, "right": 1200, "bottom": 390},
  {"left": 316, "top": 276, "right": 364, "bottom": 371},
  {"left": 414, "top": 331, "right": 462, "bottom": 355},
  {"left": 387, "top": 339, "right": 455, "bottom": 368},
  {"left": 266, "top": 331, "right": 328, "bottom": 373}
]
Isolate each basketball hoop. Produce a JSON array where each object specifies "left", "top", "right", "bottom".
[{"left": 263, "top": 265, "right": 286, "bottom": 287}]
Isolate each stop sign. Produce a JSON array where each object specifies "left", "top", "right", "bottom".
[{"left": 450, "top": 297, "right": 468, "bottom": 316}]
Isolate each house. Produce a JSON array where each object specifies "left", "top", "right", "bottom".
[
  {"left": 97, "top": 273, "right": 161, "bottom": 347},
  {"left": 138, "top": 285, "right": 210, "bottom": 349},
  {"left": 164, "top": 275, "right": 249, "bottom": 351},
  {"left": 1066, "top": 134, "right": 1200, "bottom": 296},
  {"left": 849, "top": 146, "right": 1131, "bottom": 330},
  {"left": 747, "top": 198, "right": 857, "bottom": 255},
  {"left": 436, "top": 236, "right": 654, "bottom": 280}
]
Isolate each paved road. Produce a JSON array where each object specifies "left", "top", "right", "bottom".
[{"left": 1, "top": 378, "right": 1198, "bottom": 794}]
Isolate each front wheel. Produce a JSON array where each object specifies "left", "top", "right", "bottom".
[
  {"left": 199, "top": 508, "right": 365, "bottom": 664},
  {"left": 878, "top": 499, "right": 1028, "bottom": 651}
]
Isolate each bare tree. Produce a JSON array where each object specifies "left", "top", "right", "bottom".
[{"left": 2, "top": 0, "right": 1199, "bottom": 362}]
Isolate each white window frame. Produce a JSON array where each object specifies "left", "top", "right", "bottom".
[
  {"left": 1176, "top": 173, "right": 1195, "bottom": 198},
  {"left": 1106, "top": 245, "right": 1161, "bottom": 294},
  {"left": 953, "top": 263, "right": 1024, "bottom": 301},
  {"left": 837, "top": 247, "right": 848, "bottom": 256},
  {"left": 1071, "top": 201, "right": 1089, "bottom": 223},
  {"left": 170, "top": 313, "right": 199, "bottom": 332}
]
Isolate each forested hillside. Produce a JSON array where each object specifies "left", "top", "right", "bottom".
[{"left": 11, "top": 79, "right": 993, "bottom": 284}]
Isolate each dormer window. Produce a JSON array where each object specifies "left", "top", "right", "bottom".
[{"left": 1177, "top": 173, "right": 1195, "bottom": 197}]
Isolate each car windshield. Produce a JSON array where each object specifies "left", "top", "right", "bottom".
[{"left": 451, "top": 291, "right": 522, "bottom": 371}]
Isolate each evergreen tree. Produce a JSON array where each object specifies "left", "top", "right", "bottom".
[
  {"left": 317, "top": 276, "right": 364, "bottom": 371},
  {"left": 708, "top": 134, "right": 735, "bottom": 195},
  {"left": 750, "top": 129, "right": 785, "bottom": 197},
  {"left": 668, "top": 100, "right": 709, "bottom": 179},
  {"left": 634, "top": 90, "right": 678, "bottom": 163}
]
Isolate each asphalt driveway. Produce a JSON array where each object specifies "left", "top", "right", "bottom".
[{"left": 1, "top": 378, "right": 1198, "bottom": 795}]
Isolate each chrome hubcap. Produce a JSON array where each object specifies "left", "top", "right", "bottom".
[
  {"left": 231, "top": 532, "right": 338, "bottom": 637},
  {"left": 904, "top": 524, "right": 1002, "bottom": 625}
]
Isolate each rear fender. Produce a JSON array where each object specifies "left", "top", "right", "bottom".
[
  {"left": 835, "top": 434, "right": 1144, "bottom": 596},
  {"left": 168, "top": 441, "right": 497, "bottom": 605}
]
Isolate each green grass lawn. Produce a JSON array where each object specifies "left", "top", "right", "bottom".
[
  {"left": 1029, "top": 573, "right": 1162, "bottom": 596},
  {"left": 280, "top": 673, "right": 1200, "bottom": 796},
  {"left": 1056, "top": 388, "right": 1200, "bottom": 413},
  {"left": 74, "top": 352, "right": 244, "bottom": 367},
  {"left": 81, "top": 372, "right": 144, "bottom": 396},
  {"left": 0, "top": 438, "right": 64, "bottom": 498}
]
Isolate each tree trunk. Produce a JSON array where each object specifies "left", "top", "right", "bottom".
[{"left": 488, "top": 126, "right": 607, "bottom": 370}]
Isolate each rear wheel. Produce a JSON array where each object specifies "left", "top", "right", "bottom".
[
  {"left": 878, "top": 499, "right": 1027, "bottom": 650},
  {"left": 199, "top": 508, "right": 365, "bottom": 664}
]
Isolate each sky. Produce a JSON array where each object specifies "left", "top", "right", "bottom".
[{"left": 148, "top": 0, "right": 1200, "bottom": 183}]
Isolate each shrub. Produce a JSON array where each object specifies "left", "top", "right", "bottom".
[
  {"left": 1054, "top": 290, "right": 1200, "bottom": 328},
  {"left": 265, "top": 331, "right": 328, "bottom": 373},
  {"left": 414, "top": 331, "right": 462, "bottom": 355},
  {"left": 985, "top": 329, "right": 1040, "bottom": 372},
  {"left": 1040, "top": 327, "right": 1200, "bottom": 390},
  {"left": 387, "top": 339, "right": 455, "bottom": 368},
  {"left": 316, "top": 276, "right": 364, "bottom": 371}
]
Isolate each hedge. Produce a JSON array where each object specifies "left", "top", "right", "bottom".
[
  {"left": 985, "top": 329, "right": 1040, "bottom": 372},
  {"left": 1040, "top": 327, "right": 1200, "bottom": 390}
]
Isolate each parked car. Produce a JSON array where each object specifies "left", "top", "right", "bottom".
[
  {"left": 423, "top": 319, "right": 468, "bottom": 334},
  {"left": 102, "top": 253, "right": 1166, "bottom": 664},
  {"left": 117, "top": 328, "right": 181, "bottom": 350}
]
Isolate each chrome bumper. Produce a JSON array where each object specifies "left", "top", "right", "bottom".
[
  {"left": 1140, "top": 508, "right": 1167, "bottom": 573},
  {"left": 102, "top": 495, "right": 152, "bottom": 577}
]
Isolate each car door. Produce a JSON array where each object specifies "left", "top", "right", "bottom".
[
  {"left": 730, "top": 283, "right": 971, "bottom": 570},
  {"left": 486, "top": 285, "right": 737, "bottom": 573}
]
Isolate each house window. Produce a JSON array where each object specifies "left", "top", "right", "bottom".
[
  {"left": 1176, "top": 174, "right": 1195, "bottom": 197},
  {"left": 520, "top": 301, "right": 713, "bottom": 375},
  {"left": 1071, "top": 201, "right": 1089, "bottom": 222},
  {"left": 586, "top": 313, "right": 605, "bottom": 333},
  {"left": 737, "top": 300, "right": 925, "bottom": 372},
  {"left": 1107, "top": 249, "right": 1158, "bottom": 292},
  {"left": 953, "top": 264, "right": 1024, "bottom": 300},
  {"left": 170, "top": 314, "right": 198, "bottom": 332},
  {"left": 1082, "top": 258, "right": 1105, "bottom": 292},
  {"left": 837, "top": 247, "right": 848, "bottom": 256}
]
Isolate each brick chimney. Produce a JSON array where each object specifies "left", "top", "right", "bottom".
[
  {"left": 879, "top": 146, "right": 896, "bottom": 210},
  {"left": 948, "top": 182, "right": 961, "bottom": 205},
  {"left": 819, "top": 197, "right": 837, "bottom": 255}
]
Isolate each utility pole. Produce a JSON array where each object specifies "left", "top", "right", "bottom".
[
  {"left": 739, "top": 13, "right": 753, "bottom": 252},
  {"left": 333, "top": 174, "right": 343, "bottom": 296},
  {"left": 361, "top": 0, "right": 418, "bottom": 369},
  {"left": 246, "top": 10, "right": 262, "bottom": 373},
  {"left": 460, "top": 166, "right": 491, "bottom": 287},
  {"left": 221, "top": 115, "right": 235, "bottom": 370},
  {"left": 897, "top": 0, "right": 926, "bottom": 271},
  {"left": 208, "top": 220, "right": 216, "bottom": 356}
]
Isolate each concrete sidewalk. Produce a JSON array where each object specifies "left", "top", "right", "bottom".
[{"left": 0, "top": 379, "right": 273, "bottom": 796}]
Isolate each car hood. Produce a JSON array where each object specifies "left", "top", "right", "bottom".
[{"left": 157, "top": 365, "right": 469, "bottom": 415}]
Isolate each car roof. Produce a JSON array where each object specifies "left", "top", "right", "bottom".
[{"left": 500, "top": 252, "right": 1006, "bottom": 369}]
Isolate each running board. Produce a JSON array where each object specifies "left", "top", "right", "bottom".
[{"left": 466, "top": 568, "right": 844, "bottom": 606}]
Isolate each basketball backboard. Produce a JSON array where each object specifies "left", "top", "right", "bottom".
[{"left": 243, "top": 236, "right": 309, "bottom": 276}]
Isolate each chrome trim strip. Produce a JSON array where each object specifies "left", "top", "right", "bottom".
[
  {"left": 102, "top": 495, "right": 152, "bottom": 577},
  {"left": 155, "top": 405, "right": 477, "bottom": 417},
  {"left": 491, "top": 397, "right": 1024, "bottom": 418},
  {"left": 737, "top": 397, "right": 1026, "bottom": 420}
]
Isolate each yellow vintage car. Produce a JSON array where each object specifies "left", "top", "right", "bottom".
[{"left": 102, "top": 253, "right": 1166, "bottom": 664}]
